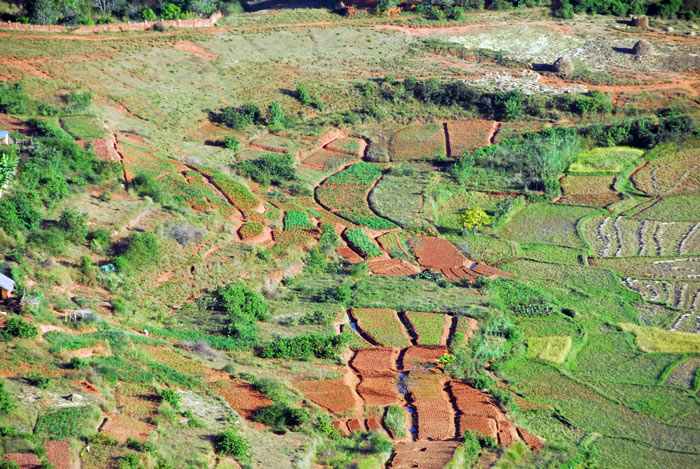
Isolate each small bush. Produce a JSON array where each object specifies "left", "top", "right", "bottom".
[
  {"left": 157, "top": 388, "right": 180, "bottom": 410},
  {"left": 70, "top": 357, "right": 89, "bottom": 370},
  {"left": 215, "top": 427, "right": 249, "bottom": 459},
  {"left": 5, "top": 317, "right": 38, "bottom": 339},
  {"left": 253, "top": 403, "right": 310, "bottom": 431},
  {"left": 0, "top": 380, "right": 15, "bottom": 415}
]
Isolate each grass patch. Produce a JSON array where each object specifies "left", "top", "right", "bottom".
[
  {"left": 526, "top": 336, "right": 572, "bottom": 364},
  {"left": 619, "top": 323, "right": 700, "bottom": 354},
  {"left": 567, "top": 146, "right": 643, "bottom": 174},
  {"left": 60, "top": 115, "right": 105, "bottom": 139},
  {"left": 34, "top": 405, "right": 102, "bottom": 439}
]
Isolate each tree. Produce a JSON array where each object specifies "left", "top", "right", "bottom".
[
  {"left": 160, "top": 3, "right": 182, "bottom": 20},
  {"left": 266, "top": 101, "right": 284, "bottom": 127},
  {"left": 463, "top": 429, "right": 482, "bottom": 461},
  {"left": 0, "top": 152, "right": 18, "bottom": 189},
  {"left": 459, "top": 207, "right": 491, "bottom": 233},
  {"left": 26, "top": 0, "right": 61, "bottom": 25},
  {"left": 58, "top": 209, "right": 88, "bottom": 244},
  {"left": 295, "top": 84, "right": 311, "bottom": 106},
  {"left": 140, "top": 8, "right": 157, "bottom": 21}
]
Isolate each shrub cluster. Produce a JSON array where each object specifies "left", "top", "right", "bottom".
[
  {"left": 253, "top": 402, "right": 310, "bottom": 431},
  {"left": 260, "top": 332, "right": 349, "bottom": 359},
  {"left": 238, "top": 153, "right": 298, "bottom": 186},
  {"left": 488, "top": 278, "right": 557, "bottom": 317},
  {"left": 218, "top": 282, "right": 268, "bottom": 346}
]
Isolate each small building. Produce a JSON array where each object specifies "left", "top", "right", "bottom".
[
  {"left": 0, "top": 131, "right": 9, "bottom": 145},
  {"left": 0, "top": 273, "right": 15, "bottom": 299}
]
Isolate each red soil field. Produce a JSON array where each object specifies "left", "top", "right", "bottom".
[
  {"left": 4, "top": 453, "right": 40, "bottom": 469},
  {"left": 413, "top": 398, "right": 455, "bottom": 440},
  {"left": 403, "top": 345, "right": 449, "bottom": 370},
  {"left": 42, "top": 441, "right": 72, "bottom": 469},
  {"left": 302, "top": 149, "right": 351, "bottom": 170},
  {"left": 366, "top": 416, "right": 382, "bottom": 431},
  {"left": 293, "top": 378, "right": 357, "bottom": 414},
  {"left": 210, "top": 378, "right": 273, "bottom": 421},
  {"left": 445, "top": 120, "right": 497, "bottom": 157},
  {"left": 347, "top": 418, "right": 364, "bottom": 432},
  {"left": 100, "top": 415, "right": 156, "bottom": 444},
  {"left": 449, "top": 381, "right": 536, "bottom": 447},
  {"left": 351, "top": 348, "right": 401, "bottom": 405},
  {"left": 338, "top": 245, "right": 364, "bottom": 263},
  {"left": 333, "top": 420, "right": 351, "bottom": 437},
  {"left": 389, "top": 441, "right": 461, "bottom": 469},
  {"left": 367, "top": 257, "right": 421, "bottom": 276},
  {"left": 410, "top": 236, "right": 470, "bottom": 270},
  {"left": 470, "top": 263, "right": 513, "bottom": 279}
]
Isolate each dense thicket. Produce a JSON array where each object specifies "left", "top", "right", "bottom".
[{"left": 554, "top": 0, "right": 698, "bottom": 19}]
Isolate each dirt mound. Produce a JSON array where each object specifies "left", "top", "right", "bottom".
[
  {"left": 42, "top": 441, "right": 71, "bottom": 469},
  {"left": 389, "top": 441, "right": 461, "bottom": 469},
  {"left": 410, "top": 236, "right": 470, "bottom": 270},
  {"left": 294, "top": 378, "right": 357, "bottom": 414},
  {"left": 100, "top": 415, "right": 155, "bottom": 444}
]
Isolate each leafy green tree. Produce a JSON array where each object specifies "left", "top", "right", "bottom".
[
  {"left": 140, "top": 8, "right": 157, "bottom": 21},
  {"left": 160, "top": 3, "right": 182, "bottom": 20},
  {"left": 266, "top": 101, "right": 284, "bottom": 127},
  {"left": 158, "top": 388, "right": 181, "bottom": 410},
  {"left": 459, "top": 207, "right": 491, "bottom": 233},
  {"left": 0, "top": 152, "right": 18, "bottom": 189},
  {"left": 222, "top": 136, "right": 241, "bottom": 152},
  {"left": 26, "top": 0, "right": 60, "bottom": 25},
  {"left": 295, "top": 84, "right": 311, "bottom": 106}
]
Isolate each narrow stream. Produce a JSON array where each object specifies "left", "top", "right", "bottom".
[
  {"left": 397, "top": 371, "right": 418, "bottom": 441},
  {"left": 349, "top": 321, "right": 360, "bottom": 333}
]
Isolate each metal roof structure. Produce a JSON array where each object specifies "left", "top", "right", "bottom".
[{"left": 0, "top": 273, "right": 15, "bottom": 292}]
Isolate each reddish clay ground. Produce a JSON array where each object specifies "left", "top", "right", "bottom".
[
  {"left": 403, "top": 345, "right": 449, "bottom": 370},
  {"left": 367, "top": 257, "right": 421, "bottom": 276},
  {"left": 338, "top": 245, "right": 364, "bottom": 263},
  {"left": 351, "top": 348, "right": 401, "bottom": 405},
  {"left": 445, "top": 120, "right": 498, "bottom": 157},
  {"left": 410, "top": 236, "right": 470, "bottom": 270},
  {"left": 42, "top": 441, "right": 72, "bottom": 469},
  {"left": 293, "top": 378, "right": 357, "bottom": 414},
  {"left": 413, "top": 398, "right": 455, "bottom": 440},
  {"left": 347, "top": 417, "right": 365, "bottom": 432},
  {"left": 210, "top": 378, "right": 273, "bottom": 421},
  {"left": 100, "top": 415, "right": 155, "bottom": 444},
  {"left": 4, "top": 453, "right": 40, "bottom": 469},
  {"left": 389, "top": 441, "right": 461, "bottom": 469},
  {"left": 173, "top": 40, "right": 219, "bottom": 59}
]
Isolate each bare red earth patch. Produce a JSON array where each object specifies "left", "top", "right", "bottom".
[
  {"left": 389, "top": 441, "right": 461, "bottom": 469},
  {"left": 402, "top": 345, "right": 449, "bottom": 370},
  {"left": 4, "top": 453, "right": 40, "bottom": 469},
  {"left": 211, "top": 378, "right": 274, "bottom": 421},
  {"left": 100, "top": 415, "right": 155, "bottom": 444},
  {"left": 351, "top": 348, "right": 400, "bottom": 406},
  {"left": 445, "top": 120, "right": 497, "bottom": 157},
  {"left": 294, "top": 378, "right": 357, "bottom": 414},
  {"left": 410, "top": 236, "right": 470, "bottom": 270},
  {"left": 42, "top": 441, "right": 72, "bottom": 469}
]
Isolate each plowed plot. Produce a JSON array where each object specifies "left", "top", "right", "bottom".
[
  {"left": 449, "top": 381, "right": 523, "bottom": 445},
  {"left": 559, "top": 175, "right": 620, "bottom": 207},
  {"left": 351, "top": 348, "right": 400, "bottom": 406},
  {"left": 294, "top": 379, "right": 357, "bottom": 414},
  {"left": 303, "top": 149, "right": 354, "bottom": 170},
  {"left": 633, "top": 149, "right": 700, "bottom": 196},
  {"left": 413, "top": 398, "right": 455, "bottom": 440},
  {"left": 403, "top": 345, "right": 449, "bottom": 370},
  {"left": 326, "top": 137, "right": 364, "bottom": 156},
  {"left": 5, "top": 453, "right": 40, "bottom": 469},
  {"left": 100, "top": 415, "right": 155, "bottom": 444},
  {"left": 42, "top": 441, "right": 71, "bottom": 469},
  {"left": 210, "top": 378, "right": 273, "bottom": 420},
  {"left": 143, "top": 346, "right": 206, "bottom": 377},
  {"left": 405, "top": 312, "right": 449, "bottom": 345},
  {"left": 445, "top": 120, "right": 496, "bottom": 157},
  {"left": 409, "top": 236, "right": 470, "bottom": 269},
  {"left": 665, "top": 357, "right": 700, "bottom": 388},
  {"left": 367, "top": 257, "right": 421, "bottom": 276},
  {"left": 389, "top": 124, "right": 446, "bottom": 161},
  {"left": 118, "top": 134, "right": 183, "bottom": 179},
  {"left": 389, "top": 441, "right": 460, "bottom": 469},
  {"left": 352, "top": 308, "right": 411, "bottom": 347}
]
